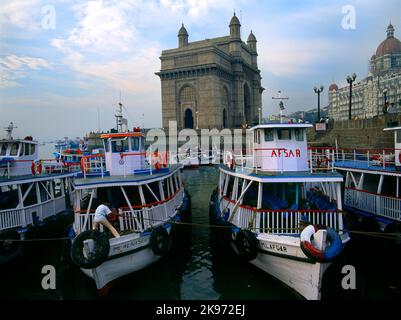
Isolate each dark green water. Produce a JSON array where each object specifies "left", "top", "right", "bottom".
[{"left": 0, "top": 166, "right": 400, "bottom": 300}]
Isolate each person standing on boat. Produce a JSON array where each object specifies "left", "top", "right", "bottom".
[{"left": 93, "top": 202, "right": 120, "bottom": 238}]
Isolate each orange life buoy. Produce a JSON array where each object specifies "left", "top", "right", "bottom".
[{"left": 31, "top": 161, "right": 42, "bottom": 175}]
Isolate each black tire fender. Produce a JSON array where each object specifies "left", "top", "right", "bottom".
[
  {"left": 70, "top": 230, "right": 110, "bottom": 269},
  {"left": 150, "top": 226, "right": 170, "bottom": 256},
  {"left": 235, "top": 229, "right": 259, "bottom": 261}
]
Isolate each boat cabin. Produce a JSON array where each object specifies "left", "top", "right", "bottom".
[
  {"left": 250, "top": 123, "right": 313, "bottom": 172},
  {"left": 101, "top": 131, "right": 146, "bottom": 176},
  {"left": 0, "top": 137, "right": 38, "bottom": 177},
  {"left": 383, "top": 126, "right": 401, "bottom": 170}
]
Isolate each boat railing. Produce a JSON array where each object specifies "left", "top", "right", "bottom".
[
  {"left": 220, "top": 197, "right": 342, "bottom": 234},
  {"left": 0, "top": 158, "right": 77, "bottom": 179},
  {"left": 225, "top": 147, "right": 335, "bottom": 173},
  {"left": 80, "top": 154, "right": 107, "bottom": 178},
  {"left": 0, "top": 196, "right": 66, "bottom": 231},
  {"left": 333, "top": 147, "right": 396, "bottom": 169},
  {"left": 345, "top": 187, "right": 401, "bottom": 222},
  {"left": 75, "top": 188, "right": 184, "bottom": 234}
]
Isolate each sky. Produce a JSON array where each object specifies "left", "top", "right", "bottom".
[{"left": 0, "top": 0, "right": 400, "bottom": 140}]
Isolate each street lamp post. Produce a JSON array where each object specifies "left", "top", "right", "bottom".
[
  {"left": 313, "top": 85, "right": 324, "bottom": 122},
  {"left": 258, "top": 107, "right": 262, "bottom": 125},
  {"left": 196, "top": 111, "right": 199, "bottom": 130},
  {"left": 346, "top": 73, "right": 357, "bottom": 120}
]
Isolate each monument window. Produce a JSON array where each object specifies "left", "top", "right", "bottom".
[{"left": 184, "top": 109, "right": 194, "bottom": 129}]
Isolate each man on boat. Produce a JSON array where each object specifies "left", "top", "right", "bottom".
[{"left": 93, "top": 201, "right": 120, "bottom": 238}]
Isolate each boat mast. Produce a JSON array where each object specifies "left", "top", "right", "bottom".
[
  {"left": 272, "top": 91, "right": 289, "bottom": 123},
  {"left": 5, "top": 122, "right": 17, "bottom": 140}
]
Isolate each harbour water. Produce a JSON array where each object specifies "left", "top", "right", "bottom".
[{"left": 0, "top": 164, "right": 400, "bottom": 300}]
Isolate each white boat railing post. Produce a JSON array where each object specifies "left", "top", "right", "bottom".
[
  {"left": 367, "top": 150, "right": 370, "bottom": 167},
  {"left": 309, "top": 149, "right": 313, "bottom": 173},
  {"left": 382, "top": 150, "right": 385, "bottom": 168},
  {"left": 353, "top": 150, "right": 356, "bottom": 162}
]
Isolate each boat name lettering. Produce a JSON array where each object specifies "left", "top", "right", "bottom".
[
  {"left": 113, "top": 237, "right": 148, "bottom": 253},
  {"left": 270, "top": 149, "right": 301, "bottom": 158},
  {"left": 261, "top": 242, "right": 288, "bottom": 252}
]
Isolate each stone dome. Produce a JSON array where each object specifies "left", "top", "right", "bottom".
[
  {"left": 329, "top": 83, "right": 338, "bottom": 91},
  {"left": 247, "top": 30, "right": 256, "bottom": 42},
  {"left": 229, "top": 13, "right": 241, "bottom": 26},
  {"left": 376, "top": 24, "right": 401, "bottom": 57},
  {"left": 178, "top": 24, "right": 188, "bottom": 36}
]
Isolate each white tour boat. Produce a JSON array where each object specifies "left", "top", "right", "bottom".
[
  {"left": 69, "top": 127, "right": 191, "bottom": 296},
  {"left": 332, "top": 126, "right": 401, "bottom": 233},
  {"left": 0, "top": 122, "right": 75, "bottom": 264},
  {"left": 210, "top": 123, "right": 350, "bottom": 300}
]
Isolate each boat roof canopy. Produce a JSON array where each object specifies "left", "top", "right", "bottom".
[
  {"left": 383, "top": 126, "right": 401, "bottom": 132},
  {"left": 250, "top": 123, "right": 313, "bottom": 131},
  {"left": 100, "top": 132, "right": 144, "bottom": 139}
]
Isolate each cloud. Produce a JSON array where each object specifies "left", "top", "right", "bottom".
[
  {"left": 0, "top": 54, "right": 50, "bottom": 88},
  {"left": 0, "top": 0, "right": 43, "bottom": 32}
]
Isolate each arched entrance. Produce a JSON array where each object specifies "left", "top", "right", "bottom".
[
  {"left": 244, "top": 84, "right": 251, "bottom": 125},
  {"left": 184, "top": 109, "right": 194, "bottom": 129}
]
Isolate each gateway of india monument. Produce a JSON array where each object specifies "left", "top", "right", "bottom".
[{"left": 156, "top": 13, "right": 264, "bottom": 130}]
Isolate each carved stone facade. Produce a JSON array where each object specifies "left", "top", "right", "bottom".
[
  {"left": 156, "top": 15, "right": 263, "bottom": 130},
  {"left": 328, "top": 24, "right": 401, "bottom": 121}
]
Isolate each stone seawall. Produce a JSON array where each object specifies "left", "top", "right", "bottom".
[{"left": 307, "top": 114, "right": 401, "bottom": 148}]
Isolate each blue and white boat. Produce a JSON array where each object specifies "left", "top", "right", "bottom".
[
  {"left": 0, "top": 122, "right": 74, "bottom": 264},
  {"left": 332, "top": 126, "right": 401, "bottom": 233},
  {"left": 210, "top": 123, "right": 350, "bottom": 300},
  {"left": 68, "top": 109, "right": 190, "bottom": 296}
]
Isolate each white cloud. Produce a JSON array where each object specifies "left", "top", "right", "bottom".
[
  {"left": 0, "top": 55, "right": 50, "bottom": 88},
  {"left": 0, "top": 0, "right": 43, "bottom": 32}
]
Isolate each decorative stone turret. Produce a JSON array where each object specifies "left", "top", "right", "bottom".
[{"left": 178, "top": 23, "right": 188, "bottom": 48}]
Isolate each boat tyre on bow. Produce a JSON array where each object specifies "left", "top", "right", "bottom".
[
  {"left": 70, "top": 230, "right": 110, "bottom": 269},
  {"left": 235, "top": 229, "right": 259, "bottom": 261},
  {"left": 150, "top": 226, "right": 170, "bottom": 256},
  {"left": 300, "top": 224, "right": 343, "bottom": 263}
]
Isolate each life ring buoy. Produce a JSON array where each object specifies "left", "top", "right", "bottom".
[
  {"left": 70, "top": 230, "right": 110, "bottom": 269},
  {"left": 300, "top": 224, "right": 343, "bottom": 263},
  {"left": 235, "top": 229, "right": 259, "bottom": 261},
  {"left": 31, "top": 161, "right": 42, "bottom": 175},
  {"left": 225, "top": 151, "right": 234, "bottom": 169},
  {"left": 155, "top": 162, "right": 161, "bottom": 171},
  {"left": 150, "top": 226, "right": 170, "bottom": 256}
]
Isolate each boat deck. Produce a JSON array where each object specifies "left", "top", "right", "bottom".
[
  {"left": 73, "top": 164, "right": 181, "bottom": 189},
  {"left": 0, "top": 172, "right": 75, "bottom": 186},
  {"left": 220, "top": 164, "right": 343, "bottom": 182},
  {"left": 334, "top": 160, "right": 401, "bottom": 175}
]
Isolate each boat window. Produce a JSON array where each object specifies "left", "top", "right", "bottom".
[
  {"left": 277, "top": 129, "right": 291, "bottom": 140},
  {"left": 294, "top": 129, "right": 304, "bottom": 141},
  {"left": 264, "top": 129, "right": 274, "bottom": 141},
  {"left": 0, "top": 144, "right": 7, "bottom": 156},
  {"left": 130, "top": 137, "right": 140, "bottom": 151},
  {"left": 397, "top": 130, "right": 401, "bottom": 144},
  {"left": 10, "top": 143, "right": 19, "bottom": 156},
  {"left": 111, "top": 139, "right": 128, "bottom": 153}
]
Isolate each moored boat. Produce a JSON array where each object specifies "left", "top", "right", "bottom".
[
  {"left": 209, "top": 123, "right": 350, "bottom": 300},
  {"left": 0, "top": 122, "right": 75, "bottom": 264},
  {"left": 332, "top": 126, "right": 401, "bottom": 234},
  {"left": 68, "top": 118, "right": 191, "bottom": 295}
]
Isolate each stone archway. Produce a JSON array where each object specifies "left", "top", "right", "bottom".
[
  {"left": 179, "top": 85, "right": 196, "bottom": 129},
  {"left": 184, "top": 108, "right": 194, "bottom": 129}
]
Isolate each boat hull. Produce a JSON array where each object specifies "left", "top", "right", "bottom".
[{"left": 81, "top": 236, "right": 161, "bottom": 294}]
